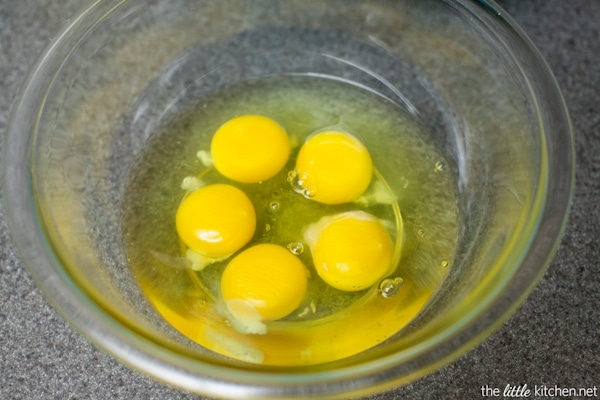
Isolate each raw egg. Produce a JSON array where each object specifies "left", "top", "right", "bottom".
[
  {"left": 211, "top": 114, "right": 291, "bottom": 183},
  {"left": 293, "top": 130, "right": 372, "bottom": 204},
  {"left": 304, "top": 211, "right": 395, "bottom": 291},
  {"left": 221, "top": 243, "right": 308, "bottom": 325},
  {"left": 175, "top": 184, "right": 256, "bottom": 258}
]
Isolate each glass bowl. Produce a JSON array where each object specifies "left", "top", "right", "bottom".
[{"left": 3, "top": 0, "right": 574, "bottom": 398}]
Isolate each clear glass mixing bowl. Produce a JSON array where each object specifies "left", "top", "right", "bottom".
[{"left": 3, "top": 0, "right": 574, "bottom": 398}]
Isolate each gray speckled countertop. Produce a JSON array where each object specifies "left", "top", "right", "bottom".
[{"left": 1, "top": 1, "right": 599, "bottom": 399}]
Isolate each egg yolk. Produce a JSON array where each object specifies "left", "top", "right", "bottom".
[
  {"left": 221, "top": 244, "right": 308, "bottom": 323},
  {"left": 294, "top": 130, "right": 373, "bottom": 204},
  {"left": 175, "top": 184, "right": 256, "bottom": 258},
  {"left": 211, "top": 114, "right": 291, "bottom": 183},
  {"left": 304, "top": 211, "right": 394, "bottom": 291}
]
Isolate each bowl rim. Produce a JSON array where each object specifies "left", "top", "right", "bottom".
[{"left": 2, "top": 0, "right": 575, "bottom": 398}]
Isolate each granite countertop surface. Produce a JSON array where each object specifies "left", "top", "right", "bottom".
[{"left": 1, "top": 1, "right": 598, "bottom": 399}]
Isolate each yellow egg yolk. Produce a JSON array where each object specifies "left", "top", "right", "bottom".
[
  {"left": 304, "top": 211, "right": 394, "bottom": 291},
  {"left": 211, "top": 114, "right": 291, "bottom": 183},
  {"left": 221, "top": 244, "right": 308, "bottom": 323},
  {"left": 294, "top": 130, "right": 373, "bottom": 204},
  {"left": 175, "top": 184, "right": 256, "bottom": 258}
]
